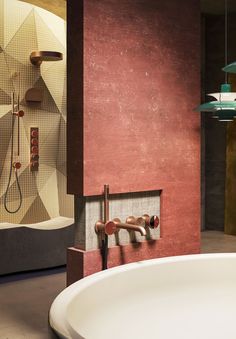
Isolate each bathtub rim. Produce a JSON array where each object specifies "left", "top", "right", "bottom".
[{"left": 49, "top": 252, "right": 236, "bottom": 338}]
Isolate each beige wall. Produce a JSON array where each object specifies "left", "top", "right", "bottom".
[{"left": 0, "top": 0, "right": 73, "bottom": 224}]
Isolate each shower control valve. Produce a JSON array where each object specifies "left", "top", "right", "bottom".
[
  {"left": 142, "top": 214, "right": 160, "bottom": 229},
  {"left": 30, "top": 127, "right": 39, "bottom": 171},
  {"left": 31, "top": 129, "right": 38, "bottom": 137},
  {"left": 150, "top": 215, "right": 160, "bottom": 229},
  {"left": 31, "top": 154, "right": 39, "bottom": 161},
  {"left": 126, "top": 214, "right": 160, "bottom": 229},
  {"left": 30, "top": 160, "right": 39, "bottom": 169},
  {"left": 31, "top": 146, "right": 38, "bottom": 154},
  {"left": 13, "top": 162, "right": 21, "bottom": 170},
  {"left": 95, "top": 220, "right": 119, "bottom": 235},
  {"left": 31, "top": 138, "right": 38, "bottom": 146},
  {"left": 14, "top": 110, "right": 24, "bottom": 117}
]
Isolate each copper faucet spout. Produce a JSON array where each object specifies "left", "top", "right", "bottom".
[{"left": 113, "top": 218, "right": 146, "bottom": 236}]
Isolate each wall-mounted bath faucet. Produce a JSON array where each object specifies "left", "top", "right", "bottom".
[
  {"left": 95, "top": 186, "right": 160, "bottom": 238},
  {"left": 96, "top": 218, "right": 147, "bottom": 236},
  {"left": 96, "top": 214, "right": 159, "bottom": 236},
  {"left": 95, "top": 185, "right": 160, "bottom": 270}
]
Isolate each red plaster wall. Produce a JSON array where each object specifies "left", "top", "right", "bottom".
[
  {"left": 83, "top": 0, "right": 201, "bottom": 197},
  {"left": 67, "top": 0, "right": 201, "bottom": 273}
]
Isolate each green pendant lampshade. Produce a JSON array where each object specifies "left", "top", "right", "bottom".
[
  {"left": 194, "top": 83, "right": 236, "bottom": 121},
  {"left": 223, "top": 62, "right": 236, "bottom": 74},
  {"left": 218, "top": 109, "right": 236, "bottom": 121}
]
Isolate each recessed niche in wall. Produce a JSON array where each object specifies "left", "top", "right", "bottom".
[
  {"left": 0, "top": 0, "right": 73, "bottom": 226},
  {"left": 75, "top": 190, "right": 161, "bottom": 251}
]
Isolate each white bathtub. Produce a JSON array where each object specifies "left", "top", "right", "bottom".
[{"left": 49, "top": 253, "right": 236, "bottom": 339}]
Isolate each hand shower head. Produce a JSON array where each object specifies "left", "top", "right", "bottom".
[{"left": 30, "top": 51, "right": 63, "bottom": 66}]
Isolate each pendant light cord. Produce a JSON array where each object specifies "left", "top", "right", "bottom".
[{"left": 225, "top": 0, "right": 228, "bottom": 83}]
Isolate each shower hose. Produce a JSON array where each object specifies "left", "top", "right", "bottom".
[{"left": 4, "top": 101, "right": 23, "bottom": 214}]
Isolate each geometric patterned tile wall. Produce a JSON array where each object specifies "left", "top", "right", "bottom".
[{"left": 0, "top": 0, "right": 73, "bottom": 224}]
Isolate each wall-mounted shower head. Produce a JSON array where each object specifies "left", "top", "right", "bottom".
[{"left": 30, "top": 51, "right": 63, "bottom": 66}]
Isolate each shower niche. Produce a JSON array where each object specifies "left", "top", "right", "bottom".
[{"left": 0, "top": 0, "right": 74, "bottom": 274}]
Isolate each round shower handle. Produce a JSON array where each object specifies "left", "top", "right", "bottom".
[
  {"left": 31, "top": 160, "right": 39, "bottom": 169},
  {"left": 31, "top": 130, "right": 38, "bottom": 137},
  {"left": 95, "top": 220, "right": 119, "bottom": 235},
  {"left": 104, "top": 220, "right": 118, "bottom": 235},
  {"left": 13, "top": 162, "right": 21, "bottom": 170},
  {"left": 31, "top": 138, "right": 38, "bottom": 146},
  {"left": 149, "top": 215, "right": 159, "bottom": 229},
  {"left": 31, "top": 146, "right": 38, "bottom": 154},
  {"left": 17, "top": 110, "right": 24, "bottom": 117},
  {"left": 31, "top": 154, "right": 39, "bottom": 160},
  {"left": 142, "top": 214, "right": 159, "bottom": 228}
]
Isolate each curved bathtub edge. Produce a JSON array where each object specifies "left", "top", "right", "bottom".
[
  {"left": 49, "top": 261, "right": 144, "bottom": 338},
  {"left": 49, "top": 282, "right": 87, "bottom": 339},
  {"left": 49, "top": 253, "right": 236, "bottom": 338}
]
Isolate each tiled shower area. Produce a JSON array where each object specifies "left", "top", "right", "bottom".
[
  {"left": 0, "top": 0, "right": 73, "bottom": 223},
  {"left": 0, "top": 0, "right": 74, "bottom": 275}
]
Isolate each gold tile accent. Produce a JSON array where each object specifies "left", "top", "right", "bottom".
[{"left": 20, "top": 0, "right": 66, "bottom": 20}]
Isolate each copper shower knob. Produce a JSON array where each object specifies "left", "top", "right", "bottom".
[
  {"left": 95, "top": 220, "right": 105, "bottom": 234},
  {"left": 13, "top": 110, "right": 24, "bottom": 117},
  {"left": 142, "top": 214, "right": 159, "bottom": 228},
  {"left": 13, "top": 162, "right": 21, "bottom": 170},
  {"left": 126, "top": 216, "right": 136, "bottom": 224},
  {"left": 17, "top": 110, "right": 24, "bottom": 117},
  {"left": 95, "top": 220, "right": 119, "bottom": 235},
  {"left": 149, "top": 215, "right": 160, "bottom": 229},
  {"left": 31, "top": 129, "right": 38, "bottom": 137},
  {"left": 142, "top": 214, "right": 150, "bottom": 225},
  {"left": 105, "top": 220, "right": 118, "bottom": 235}
]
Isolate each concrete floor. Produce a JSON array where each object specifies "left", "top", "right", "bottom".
[
  {"left": 1, "top": 230, "right": 236, "bottom": 338},
  {"left": 201, "top": 230, "right": 236, "bottom": 253},
  {"left": 0, "top": 267, "right": 65, "bottom": 339}
]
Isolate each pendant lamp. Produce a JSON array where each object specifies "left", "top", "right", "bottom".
[
  {"left": 223, "top": 62, "right": 236, "bottom": 74},
  {"left": 195, "top": 0, "right": 236, "bottom": 121}
]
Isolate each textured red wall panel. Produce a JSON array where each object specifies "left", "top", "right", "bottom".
[
  {"left": 67, "top": 0, "right": 201, "bottom": 280},
  {"left": 83, "top": 0, "right": 200, "bottom": 197}
]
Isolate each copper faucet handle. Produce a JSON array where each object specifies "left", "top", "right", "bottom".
[
  {"left": 105, "top": 220, "right": 118, "bottom": 235},
  {"left": 95, "top": 220, "right": 119, "bottom": 235},
  {"left": 95, "top": 220, "right": 105, "bottom": 234},
  {"left": 142, "top": 214, "right": 150, "bottom": 226},
  {"left": 126, "top": 216, "right": 136, "bottom": 224},
  {"left": 126, "top": 216, "right": 145, "bottom": 226},
  {"left": 142, "top": 214, "right": 159, "bottom": 229},
  {"left": 149, "top": 215, "right": 160, "bottom": 229}
]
